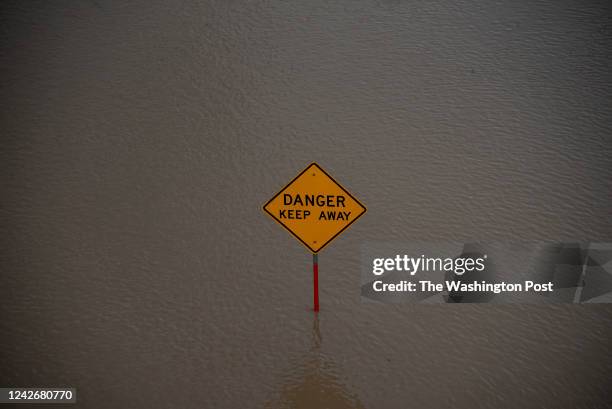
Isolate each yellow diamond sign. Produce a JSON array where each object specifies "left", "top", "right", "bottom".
[{"left": 263, "top": 163, "right": 366, "bottom": 253}]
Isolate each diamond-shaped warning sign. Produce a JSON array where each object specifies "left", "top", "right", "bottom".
[{"left": 263, "top": 163, "right": 366, "bottom": 253}]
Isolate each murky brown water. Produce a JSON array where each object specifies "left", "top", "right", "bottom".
[{"left": 2, "top": 0, "right": 612, "bottom": 408}]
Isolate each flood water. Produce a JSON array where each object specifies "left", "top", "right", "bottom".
[{"left": 1, "top": 0, "right": 612, "bottom": 408}]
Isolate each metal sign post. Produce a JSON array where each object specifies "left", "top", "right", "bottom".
[{"left": 313, "top": 253, "right": 319, "bottom": 312}]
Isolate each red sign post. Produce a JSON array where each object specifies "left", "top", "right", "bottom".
[{"left": 313, "top": 253, "right": 319, "bottom": 312}]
